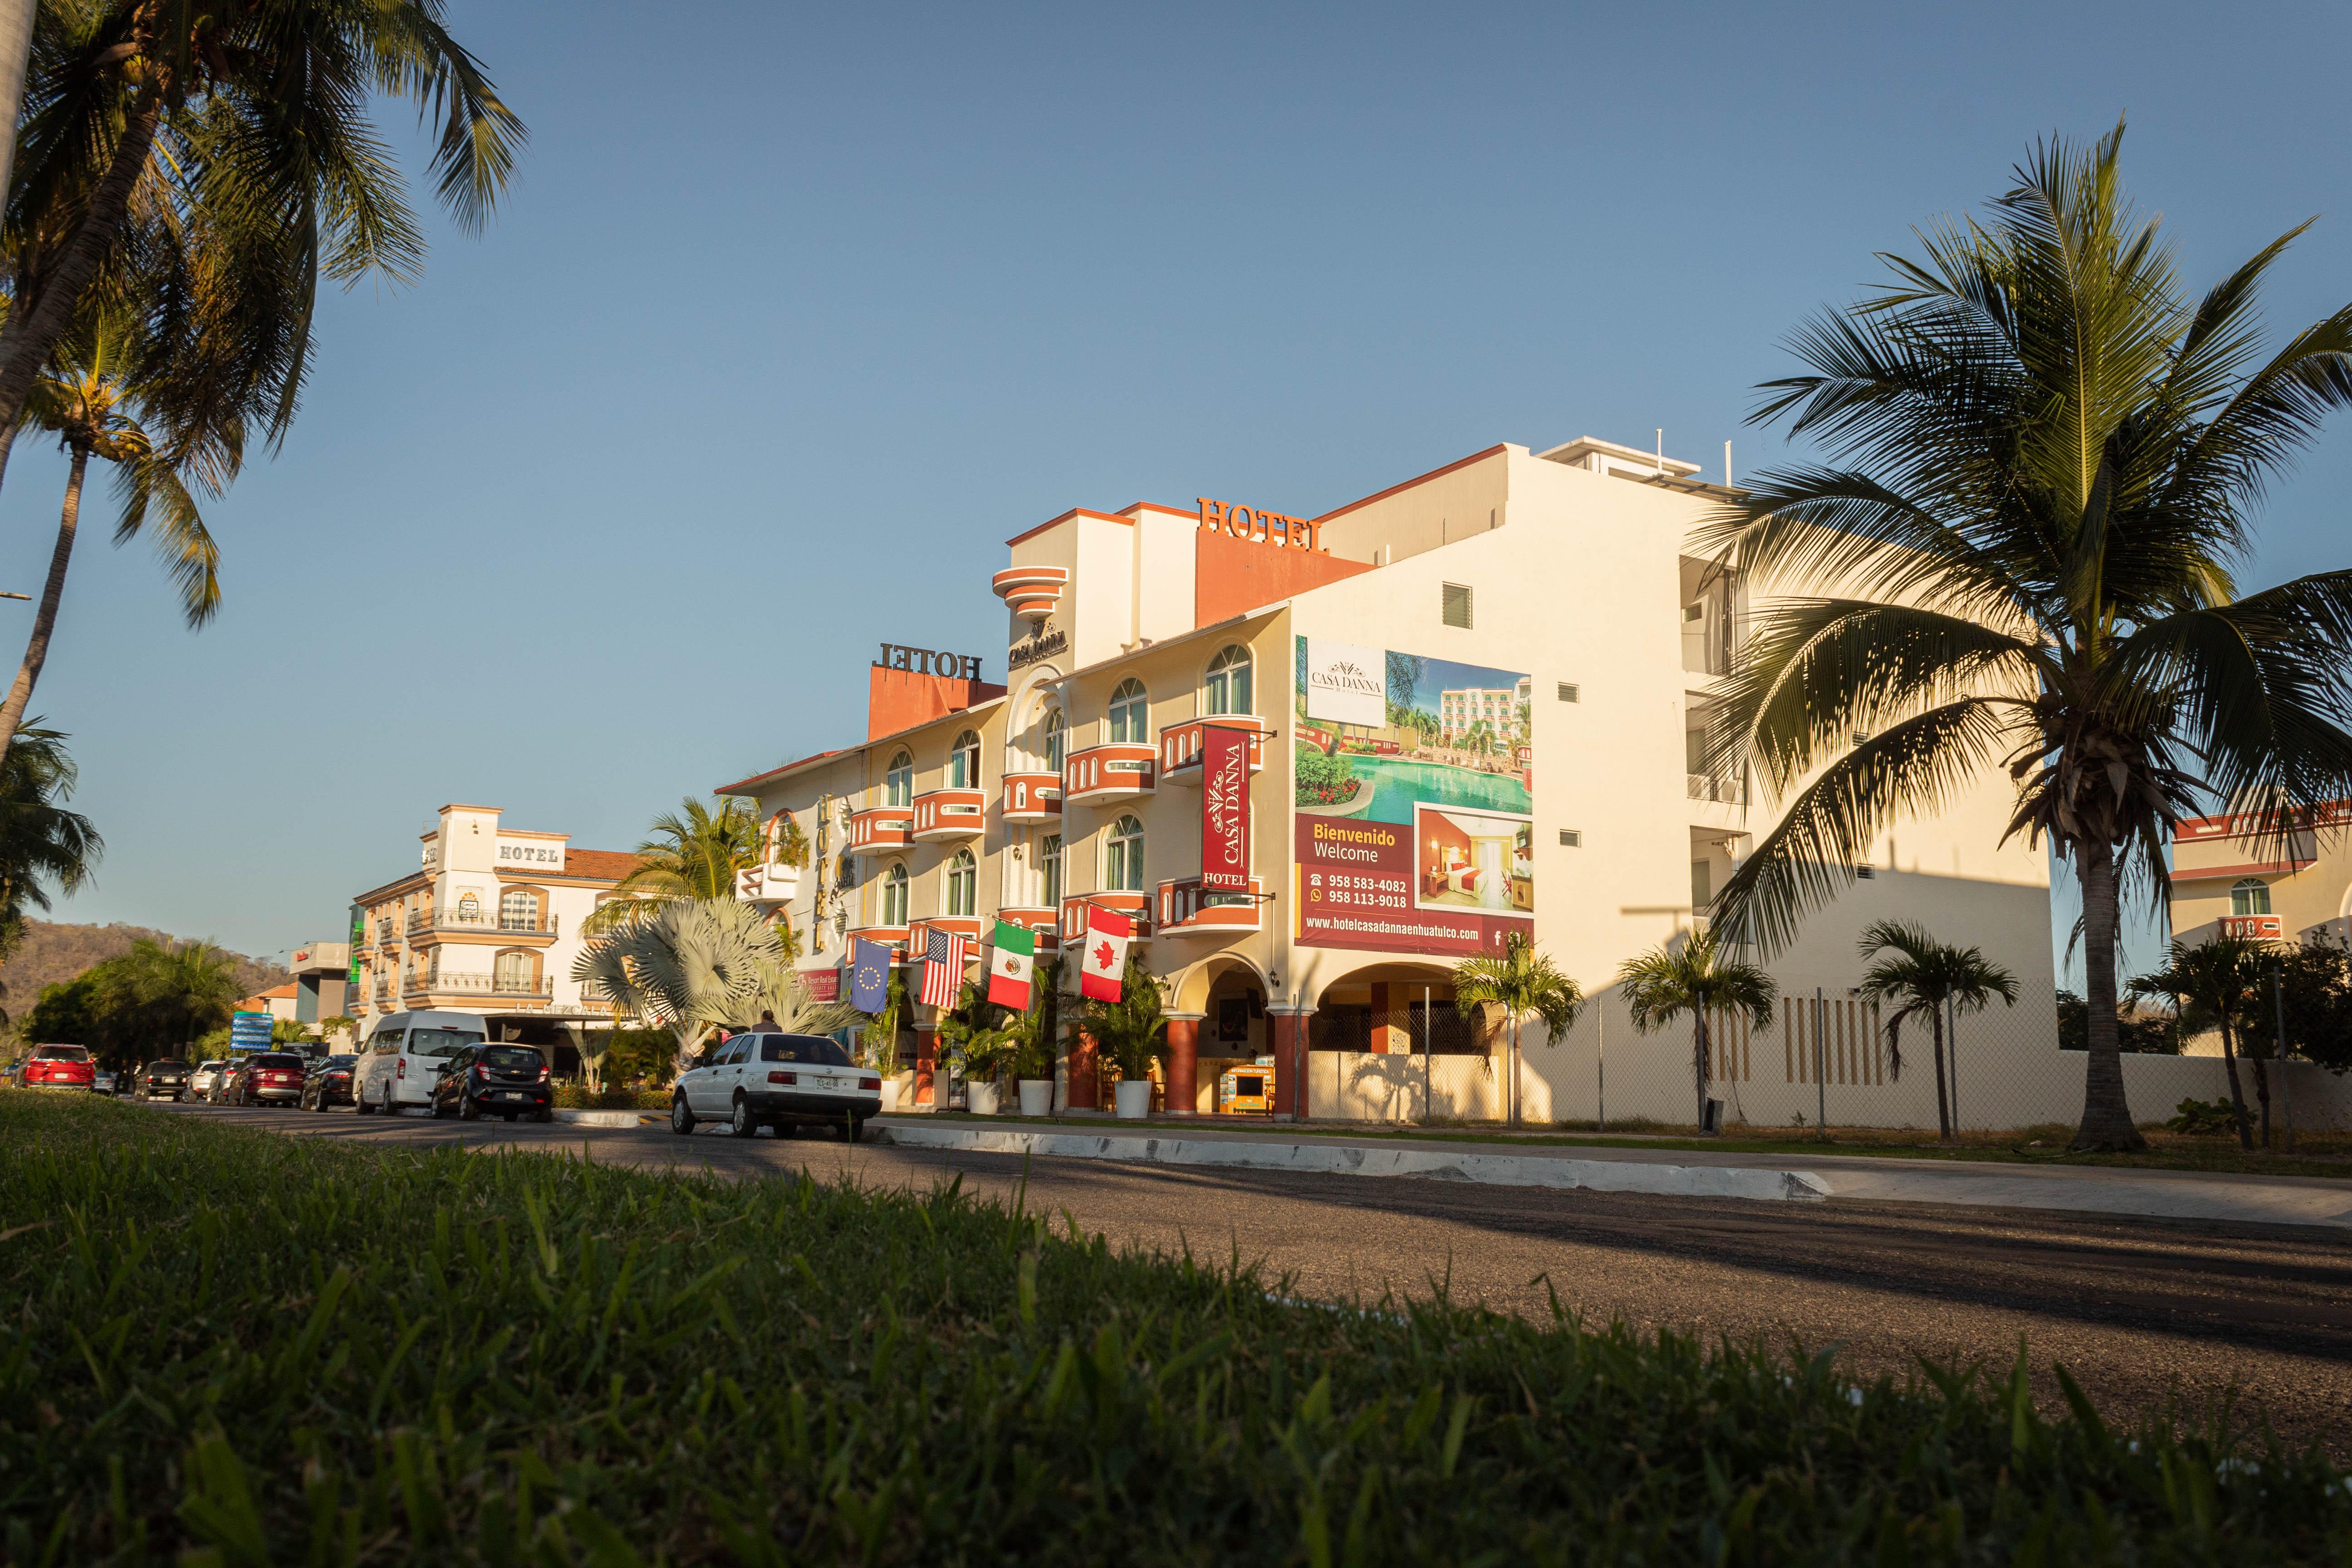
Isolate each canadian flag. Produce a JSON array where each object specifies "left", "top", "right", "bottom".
[{"left": 1076, "top": 906, "right": 1132, "bottom": 1002}]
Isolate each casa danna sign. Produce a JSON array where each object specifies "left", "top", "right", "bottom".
[
  {"left": 876, "top": 642, "right": 984, "bottom": 680},
  {"left": 1008, "top": 626, "right": 1068, "bottom": 670},
  {"left": 1200, "top": 725, "right": 1251, "bottom": 890}
]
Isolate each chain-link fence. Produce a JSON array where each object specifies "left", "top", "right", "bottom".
[{"left": 1304, "top": 977, "right": 2352, "bottom": 1135}]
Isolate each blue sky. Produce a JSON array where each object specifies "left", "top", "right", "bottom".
[{"left": 14, "top": 0, "right": 2348, "bottom": 980}]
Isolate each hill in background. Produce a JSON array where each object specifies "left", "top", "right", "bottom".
[{"left": 1, "top": 921, "right": 294, "bottom": 1013}]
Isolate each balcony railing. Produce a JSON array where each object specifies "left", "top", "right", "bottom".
[
  {"left": 1156, "top": 876, "right": 1264, "bottom": 936},
  {"left": 994, "top": 906, "right": 1060, "bottom": 950},
  {"left": 1158, "top": 717, "right": 1269, "bottom": 785},
  {"left": 1686, "top": 772, "right": 1747, "bottom": 805},
  {"left": 912, "top": 787, "right": 986, "bottom": 843},
  {"left": 1061, "top": 891, "right": 1149, "bottom": 941},
  {"left": 2219, "top": 915, "right": 2282, "bottom": 941},
  {"left": 1063, "top": 744, "right": 1156, "bottom": 805},
  {"left": 1000, "top": 771, "right": 1063, "bottom": 823},
  {"left": 850, "top": 804, "right": 914, "bottom": 853},
  {"left": 420, "top": 971, "right": 552, "bottom": 999},
  {"left": 410, "top": 907, "right": 559, "bottom": 936}
]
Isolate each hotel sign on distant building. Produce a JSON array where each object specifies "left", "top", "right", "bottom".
[
  {"left": 876, "top": 642, "right": 984, "bottom": 680},
  {"left": 499, "top": 843, "right": 564, "bottom": 867}
]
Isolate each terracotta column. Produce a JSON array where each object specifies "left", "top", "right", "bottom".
[
  {"left": 913, "top": 1025, "right": 937, "bottom": 1106},
  {"left": 1067, "top": 1025, "right": 1102, "bottom": 1110},
  {"left": 1266, "top": 1006, "right": 1315, "bottom": 1120},
  {"left": 1163, "top": 1012, "right": 1204, "bottom": 1116}
]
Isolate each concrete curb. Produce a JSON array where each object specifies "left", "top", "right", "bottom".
[
  {"left": 869, "top": 1122, "right": 1832, "bottom": 1204},
  {"left": 554, "top": 1108, "right": 655, "bottom": 1128}
]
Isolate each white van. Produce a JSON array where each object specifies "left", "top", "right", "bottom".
[{"left": 353, "top": 1010, "right": 487, "bottom": 1114}]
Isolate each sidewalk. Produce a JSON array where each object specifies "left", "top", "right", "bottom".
[{"left": 871, "top": 1117, "right": 2352, "bottom": 1230}]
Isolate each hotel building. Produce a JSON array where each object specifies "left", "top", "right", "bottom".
[
  {"left": 720, "top": 435, "right": 2063, "bottom": 1127},
  {"left": 350, "top": 805, "right": 639, "bottom": 1059},
  {"left": 2168, "top": 805, "right": 2352, "bottom": 949}
]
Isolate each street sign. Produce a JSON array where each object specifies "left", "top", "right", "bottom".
[{"left": 229, "top": 1011, "right": 275, "bottom": 1054}]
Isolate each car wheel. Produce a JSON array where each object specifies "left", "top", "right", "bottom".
[
  {"left": 532, "top": 1108, "right": 554, "bottom": 1124},
  {"left": 355, "top": 1086, "right": 375, "bottom": 1115},
  {"left": 670, "top": 1091, "right": 696, "bottom": 1136},
  {"left": 730, "top": 1094, "right": 757, "bottom": 1137},
  {"left": 848, "top": 1117, "right": 867, "bottom": 1144}
]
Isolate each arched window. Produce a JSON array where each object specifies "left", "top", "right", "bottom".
[
  {"left": 945, "top": 849, "right": 977, "bottom": 917},
  {"left": 500, "top": 888, "right": 538, "bottom": 931},
  {"left": 1108, "top": 679, "right": 1148, "bottom": 744},
  {"left": 884, "top": 750, "right": 914, "bottom": 808},
  {"left": 2231, "top": 878, "right": 2273, "bottom": 917},
  {"left": 1105, "top": 814, "right": 1145, "bottom": 892},
  {"left": 1204, "top": 644, "right": 1253, "bottom": 715},
  {"left": 949, "top": 729, "right": 981, "bottom": 789},
  {"left": 881, "top": 862, "right": 909, "bottom": 927},
  {"left": 1044, "top": 710, "right": 1067, "bottom": 773},
  {"left": 495, "top": 951, "right": 535, "bottom": 993},
  {"left": 1040, "top": 833, "right": 1064, "bottom": 907}
]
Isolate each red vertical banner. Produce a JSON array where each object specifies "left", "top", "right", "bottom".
[{"left": 1201, "top": 725, "right": 1250, "bottom": 890}]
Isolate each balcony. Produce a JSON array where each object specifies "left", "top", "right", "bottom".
[
  {"left": 994, "top": 906, "right": 1061, "bottom": 951},
  {"left": 1063, "top": 744, "right": 1156, "bottom": 806},
  {"left": 735, "top": 862, "right": 802, "bottom": 904},
  {"left": 912, "top": 787, "right": 986, "bottom": 843},
  {"left": 849, "top": 805, "right": 914, "bottom": 854},
  {"left": 1686, "top": 772, "right": 1748, "bottom": 806},
  {"left": 843, "top": 924, "right": 909, "bottom": 955},
  {"left": 1001, "top": 771, "right": 1063, "bottom": 824},
  {"left": 908, "top": 916, "right": 985, "bottom": 950},
  {"left": 2220, "top": 915, "right": 2282, "bottom": 941},
  {"left": 410, "top": 906, "right": 561, "bottom": 939},
  {"left": 418, "top": 970, "right": 553, "bottom": 1001},
  {"left": 1159, "top": 717, "right": 1271, "bottom": 786},
  {"left": 1061, "top": 892, "right": 1149, "bottom": 942},
  {"left": 1156, "top": 876, "right": 1266, "bottom": 937}
]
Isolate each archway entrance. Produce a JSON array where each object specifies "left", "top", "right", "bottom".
[{"left": 1167, "top": 954, "right": 1270, "bottom": 1115}]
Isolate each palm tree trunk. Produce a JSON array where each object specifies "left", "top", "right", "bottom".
[
  {"left": 1509, "top": 1013, "right": 1521, "bottom": 1128},
  {"left": 2217, "top": 1016, "right": 2253, "bottom": 1151},
  {"left": 0, "top": 449, "right": 90, "bottom": 760},
  {"left": 2250, "top": 1053, "right": 2272, "bottom": 1150},
  {"left": 2070, "top": 842, "right": 2145, "bottom": 1150},
  {"left": 0, "top": 98, "right": 162, "bottom": 504},
  {"left": 1931, "top": 1008, "right": 1952, "bottom": 1141},
  {"left": 1693, "top": 1011, "right": 1710, "bottom": 1131}
]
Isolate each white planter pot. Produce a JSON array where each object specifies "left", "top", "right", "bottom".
[
  {"left": 1018, "top": 1079, "right": 1053, "bottom": 1117},
  {"left": 1114, "top": 1079, "right": 1153, "bottom": 1119},
  {"left": 968, "top": 1080, "right": 1000, "bottom": 1116},
  {"left": 878, "top": 1078, "right": 901, "bottom": 1114}
]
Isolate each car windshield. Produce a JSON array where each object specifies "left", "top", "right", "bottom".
[
  {"left": 483, "top": 1046, "right": 542, "bottom": 1072},
  {"left": 405, "top": 1028, "right": 483, "bottom": 1058},
  {"left": 759, "top": 1034, "right": 852, "bottom": 1066},
  {"left": 322, "top": 1055, "right": 357, "bottom": 1070},
  {"left": 33, "top": 1045, "right": 88, "bottom": 1061},
  {"left": 250, "top": 1054, "right": 304, "bottom": 1069}
]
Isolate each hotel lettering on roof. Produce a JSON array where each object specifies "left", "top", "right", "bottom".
[{"left": 719, "top": 436, "right": 2056, "bottom": 1121}]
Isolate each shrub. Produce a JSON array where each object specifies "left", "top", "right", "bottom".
[
  {"left": 2166, "top": 1096, "right": 2240, "bottom": 1136},
  {"left": 1294, "top": 742, "right": 1362, "bottom": 806}
]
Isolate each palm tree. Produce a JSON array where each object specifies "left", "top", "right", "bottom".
[
  {"left": 1453, "top": 932, "right": 1583, "bottom": 1127},
  {"left": 1076, "top": 954, "right": 1169, "bottom": 1094},
  {"left": 573, "top": 897, "right": 816, "bottom": 1078},
  {"left": 2128, "top": 936, "right": 2268, "bottom": 1149},
  {"left": 0, "top": 721, "right": 98, "bottom": 962},
  {"left": 0, "top": 311, "right": 222, "bottom": 756},
  {"left": 0, "top": 1, "right": 524, "bottom": 508},
  {"left": 102, "top": 936, "right": 239, "bottom": 1050},
  {"left": 1854, "top": 919, "right": 2020, "bottom": 1140},
  {"left": 1618, "top": 929, "right": 1776, "bottom": 1132},
  {"left": 583, "top": 798, "right": 761, "bottom": 935},
  {"left": 1695, "top": 124, "right": 2352, "bottom": 1152}
]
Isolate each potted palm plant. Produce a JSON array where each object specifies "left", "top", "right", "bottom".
[
  {"left": 1080, "top": 956, "right": 1167, "bottom": 1119},
  {"left": 1016, "top": 958, "right": 1061, "bottom": 1117}
]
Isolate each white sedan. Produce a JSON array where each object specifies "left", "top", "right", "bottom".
[{"left": 671, "top": 1032, "right": 879, "bottom": 1140}]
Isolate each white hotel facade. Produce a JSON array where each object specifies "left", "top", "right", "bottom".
[{"left": 720, "top": 435, "right": 2063, "bottom": 1127}]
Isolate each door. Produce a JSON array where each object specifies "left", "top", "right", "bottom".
[{"left": 687, "top": 1039, "right": 734, "bottom": 1114}]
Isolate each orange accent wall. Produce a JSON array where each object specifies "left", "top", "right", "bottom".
[
  {"left": 1194, "top": 528, "right": 1371, "bottom": 627},
  {"left": 867, "top": 667, "right": 1008, "bottom": 741}
]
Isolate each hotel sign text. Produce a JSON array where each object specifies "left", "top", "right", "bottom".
[
  {"left": 1198, "top": 497, "right": 1328, "bottom": 553},
  {"left": 877, "top": 642, "right": 984, "bottom": 680}
]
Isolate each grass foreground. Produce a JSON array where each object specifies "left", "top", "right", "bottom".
[{"left": 3, "top": 1097, "right": 2347, "bottom": 1565}]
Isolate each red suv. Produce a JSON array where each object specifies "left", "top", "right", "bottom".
[
  {"left": 225, "top": 1052, "right": 309, "bottom": 1107},
  {"left": 22, "top": 1044, "right": 95, "bottom": 1090}
]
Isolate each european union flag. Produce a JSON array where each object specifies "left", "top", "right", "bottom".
[{"left": 851, "top": 937, "right": 891, "bottom": 1013}]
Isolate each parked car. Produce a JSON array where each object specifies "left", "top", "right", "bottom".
[
  {"left": 353, "top": 1011, "right": 485, "bottom": 1115},
  {"left": 136, "top": 1059, "right": 195, "bottom": 1100},
  {"left": 224, "top": 1052, "right": 307, "bottom": 1107},
  {"left": 93, "top": 1068, "right": 118, "bottom": 1094},
  {"left": 671, "top": 1031, "right": 879, "bottom": 1140},
  {"left": 188, "top": 1060, "right": 229, "bottom": 1099},
  {"left": 430, "top": 1043, "right": 554, "bottom": 1123},
  {"left": 22, "top": 1044, "right": 96, "bottom": 1091},
  {"left": 299, "top": 1054, "right": 359, "bottom": 1111}
]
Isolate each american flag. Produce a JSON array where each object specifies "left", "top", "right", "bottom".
[{"left": 919, "top": 925, "right": 969, "bottom": 1009}]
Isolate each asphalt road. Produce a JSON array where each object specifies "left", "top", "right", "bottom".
[{"left": 148, "top": 1101, "right": 2352, "bottom": 1451}]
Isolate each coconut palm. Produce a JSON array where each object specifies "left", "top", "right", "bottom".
[
  {"left": 0, "top": 0, "right": 524, "bottom": 506},
  {"left": 1617, "top": 929, "right": 1776, "bottom": 1131},
  {"left": 1453, "top": 931, "right": 1583, "bottom": 1127},
  {"left": 2128, "top": 935, "right": 2269, "bottom": 1149},
  {"left": 0, "top": 310, "right": 222, "bottom": 757},
  {"left": 573, "top": 898, "right": 790, "bottom": 1075},
  {"left": 0, "top": 720, "right": 98, "bottom": 962},
  {"left": 1695, "top": 124, "right": 2352, "bottom": 1152},
  {"left": 582, "top": 798, "right": 761, "bottom": 935},
  {"left": 1854, "top": 919, "right": 2019, "bottom": 1140},
  {"left": 1076, "top": 955, "right": 1169, "bottom": 1091}
]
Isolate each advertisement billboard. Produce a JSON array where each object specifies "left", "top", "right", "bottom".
[{"left": 1294, "top": 638, "right": 1533, "bottom": 956}]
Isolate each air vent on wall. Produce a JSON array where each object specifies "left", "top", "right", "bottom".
[
  {"left": 1559, "top": 829, "right": 1582, "bottom": 848},
  {"left": 1557, "top": 682, "right": 1579, "bottom": 703},
  {"left": 1442, "top": 583, "right": 1473, "bottom": 629}
]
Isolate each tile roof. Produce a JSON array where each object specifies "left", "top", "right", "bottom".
[{"left": 563, "top": 849, "right": 642, "bottom": 882}]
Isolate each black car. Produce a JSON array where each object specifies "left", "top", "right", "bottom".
[
  {"left": 299, "top": 1054, "right": 359, "bottom": 1111},
  {"left": 135, "top": 1058, "right": 194, "bottom": 1100},
  {"left": 430, "top": 1043, "right": 554, "bottom": 1123}
]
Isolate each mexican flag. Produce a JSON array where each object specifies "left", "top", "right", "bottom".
[
  {"left": 986, "top": 919, "right": 1035, "bottom": 1009},
  {"left": 1076, "top": 906, "right": 1132, "bottom": 1002}
]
